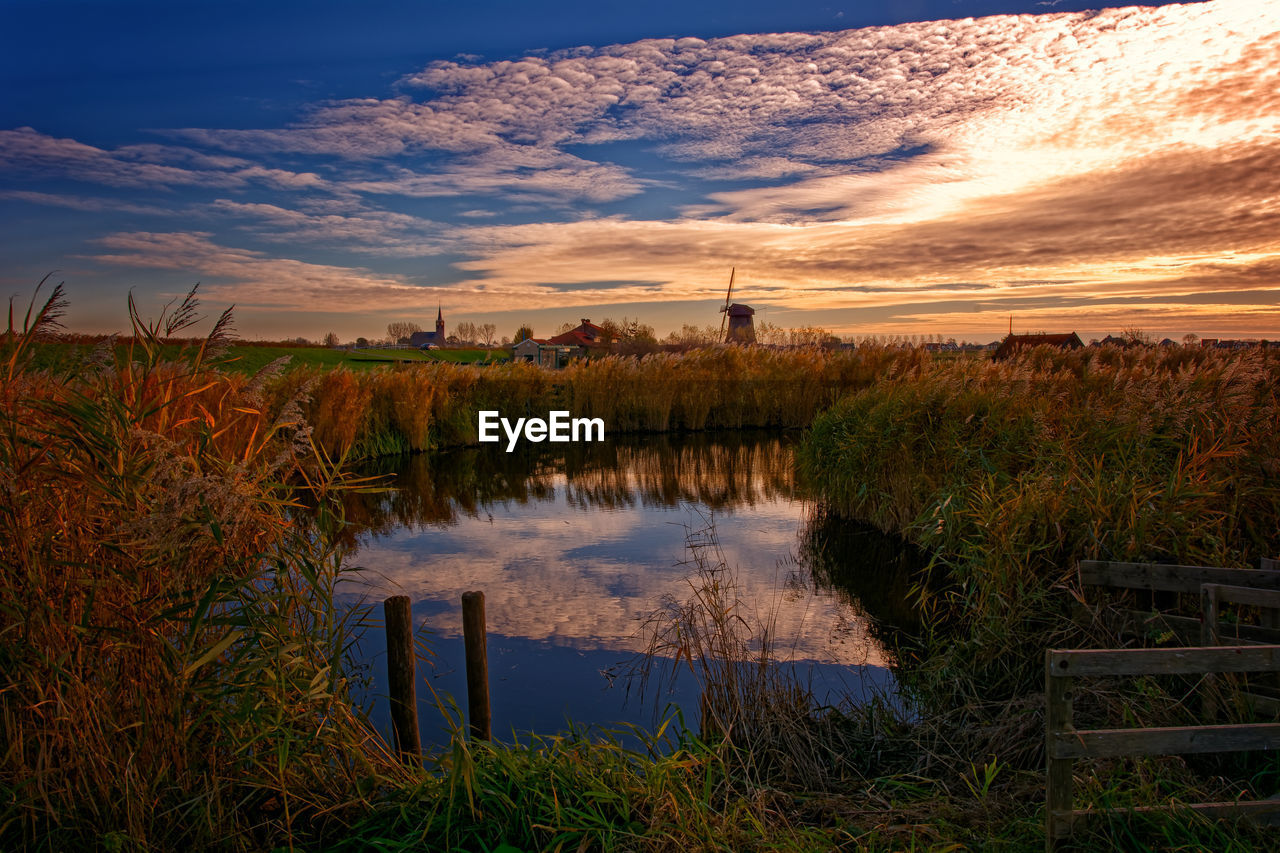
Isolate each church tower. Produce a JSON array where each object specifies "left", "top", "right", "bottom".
[{"left": 435, "top": 305, "right": 445, "bottom": 344}]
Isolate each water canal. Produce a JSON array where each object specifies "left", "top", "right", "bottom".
[{"left": 336, "top": 431, "right": 924, "bottom": 746}]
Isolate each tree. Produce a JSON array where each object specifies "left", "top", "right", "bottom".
[
  {"left": 1122, "top": 326, "right": 1152, "bottom": 346},
  {"left": 754, "top": 321, "right": 782, "bottom": 345},
  {"left": 663, "top": 324, "right": 719, "bottom": 349},
  {"left": 454, "top": 321, "right": 477, "bottom": 345},
  {"left": 596, "top": 319, "right": 619, "bottom": 347},
  {"left": 388, "top": 321, "right": 422, "bottom": 343},
  {"left": 514, "top": 324, "right": 534, "bottom": 343},
  {"left": 323, "top": 331, "right": 340, "bottom": 347},
  {"left": 478, "top": 323, "right": 497, "bottom": 346},
  {"left": 596, "top": 317, "right": 658, "bottom": 356},
  {"left": 1183, "top": 333, "right": 1199, "bottom": 347}
]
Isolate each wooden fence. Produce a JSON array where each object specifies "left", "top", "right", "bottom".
[
  {"left": 1046, "top": 645, "right": 1280, "bottom": 850},
  {"left": 1048, "top": 560, "right": 1280, "bottom": 848},
  {"left": 1078, "top": 560, "right": 1280, "bottom": 645}
]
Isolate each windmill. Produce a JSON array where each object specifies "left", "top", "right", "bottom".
[{"left": 718, "top": 267, "right": 756, "bottom": 344}]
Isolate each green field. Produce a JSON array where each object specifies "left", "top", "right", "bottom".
[
  {"left": 223, "top": 344, "right": 508, "bottom": 372},
  {"left": 30, "top": 342, "right": 508, "bottom": 374}
]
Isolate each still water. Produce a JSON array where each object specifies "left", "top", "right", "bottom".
[{"left": 337, "top": 431, "right": 922, "bottom": 746}]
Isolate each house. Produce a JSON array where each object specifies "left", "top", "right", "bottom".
[
  {"left": 512, "top": 337, "right": 577, "bottom": 368},
  {"left": 993, "top": 332, "right": 1084, "bottom": 360},
  {"left": 543, "top": 318, "right": 606, "bottom": 359},
  {"left": 408, "top": 306, "right": 447, "bottom": 348},
  {"left": 548, "top": 319, "right": 605, "bottom": 350},
  {"left": 512, "top": 337, "right": 547, "bottom": 362}
]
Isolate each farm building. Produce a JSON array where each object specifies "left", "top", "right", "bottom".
[
  {"left": 993, "top": 332, "right": 1084, "bottom": 360},
  {"left": 548, "top": 319, "right": 606, "bottom": 358},
  {"left": 512, "top": 337, "right": 577, "bottom": 368}
]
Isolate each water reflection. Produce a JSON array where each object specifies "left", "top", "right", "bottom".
[
  {"left": 337, "top": 431, "right": 923, "bottom": 741},
  {"left": 342, "top": 431, "right": 800, "bottom": 537}
]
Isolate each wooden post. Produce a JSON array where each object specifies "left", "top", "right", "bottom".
[
  {"left": 383, "top": 595, "right": 421, "bottom": 763},
  {"left": 1202, "top": 584, "right": 1221, "bottom": 721},
  {"left": 1201, "top": 584, "right": 1221, "bottom": 646},
  {"left": 462, "top": 590, "right": 491, "bottom": 741},
  {"left": 1045, "top": 651, "right": 1074, "bottom": 851}
]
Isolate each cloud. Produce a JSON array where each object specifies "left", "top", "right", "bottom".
[
  {"left": 344, "top": 143, "right": 645, "bottom": 203},
  {"left": 0, "top": 128, "right": 326, "bottom": 191},
  {"left": 83, "top": 231, "right": 665, "bottom": 313},
  {"left": 206, "top": 199, "right": 447, "bottom": 256},
  {"left": 0, "top": 189, "right": 174, "bottom": 216},
  {"left": 86, "top": 231, "right": 438, "bottom": 310}
]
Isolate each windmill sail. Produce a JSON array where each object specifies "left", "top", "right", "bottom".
[{"left": 718, "top": 267, "right": 735, "bottom": 338}]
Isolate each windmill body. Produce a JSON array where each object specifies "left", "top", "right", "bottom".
[
  {"left": 724, "top": 304, "right": 756, "bottom": 343},
  {"left": 717, "top": 267, "right": 757, "bottom": 344}
]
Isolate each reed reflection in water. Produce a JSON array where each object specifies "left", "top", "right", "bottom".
[{"left": 338, "top": 431, "right": 920, "bottom": 742}]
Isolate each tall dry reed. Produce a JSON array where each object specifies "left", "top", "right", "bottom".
[
  {"left": 293, "top": 345, "right": 915, "bottom": 461},
  {"left": 0, "top": 285, "right": 406, "bottom": 850},
  {"left": 802, "top": 343, "right": 1280, "bottom": 721}
]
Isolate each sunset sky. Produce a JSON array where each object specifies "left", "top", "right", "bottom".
[{"left": 2, "top": 0, "right": 1275, "bottom": 342}]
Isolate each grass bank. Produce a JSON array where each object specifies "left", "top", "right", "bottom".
[
  {"left": 802, "top": 343, "right": 1280, "bottom": 700},
  {"left": 799, "top": 343, "right": 1280, "bottom": 841}
]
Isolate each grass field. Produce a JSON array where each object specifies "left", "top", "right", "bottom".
[{"left": 30, "top": 340, "right": 508, "bottom": 374}]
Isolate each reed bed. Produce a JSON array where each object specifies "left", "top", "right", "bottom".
[
  {"left": 0, "top": 286, "right": 407, "bottom": 850},
  {"left": 286, "top": 346, "right": 909, "bottom": 461},
  {"left": 801, "top": 343, "right": 1280, "bottom": 737}
]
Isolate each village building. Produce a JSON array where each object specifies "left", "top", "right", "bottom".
[
  {"left": 547, "top": 319, "right": 605, "bottom": 358},
  {"left": 512, "top": 337, "right": 577, "bottom": 368},
  {"left": 512, "top": 337, "right": 546, "bottom": 362},
  {"left": 993, "top": 332, "right": 1084, "bottom": 360}
]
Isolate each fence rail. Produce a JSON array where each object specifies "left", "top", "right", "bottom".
[
  {"left": 1045, "top": 645, "right": 1280, "bottom": 850},
  {"left": 1078, "top": 560, "right": 1280, "bottom": 594}
]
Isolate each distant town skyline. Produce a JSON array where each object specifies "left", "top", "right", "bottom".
[{"left": 3, "top": 0, "right": 1276, "bottom": 342}]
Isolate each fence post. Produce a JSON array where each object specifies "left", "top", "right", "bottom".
[
  {"left": 383, "top": 595, "right": 421, "bottom": 763},
  {"left": 1202, "top": 584, "right": 1221, "bottom": 720},
  {"left": 1046, "top": 652, "right": 1074, "bottom": 851},
  {"left": 462, "top": 590, "right": 491, "bottom": 741}
]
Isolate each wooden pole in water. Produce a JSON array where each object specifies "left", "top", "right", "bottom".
[
  {"left": 383, "top": 595, "right": 421, "bottom": 763},
  {"left": 462, "top": 590, "right": 491, "bottom": 741}
]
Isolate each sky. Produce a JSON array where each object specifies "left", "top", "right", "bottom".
[{"left": 2, "top": 0, "right": 1276, "bottom": 343}]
